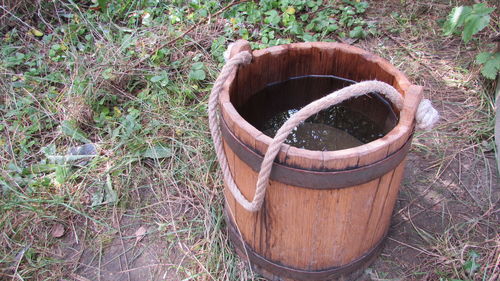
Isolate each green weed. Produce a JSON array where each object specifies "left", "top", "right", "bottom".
[{"left": 442, "top": 3, "right": 499, "bottom": 79}]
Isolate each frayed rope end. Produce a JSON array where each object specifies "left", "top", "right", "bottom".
[
  {"left": 223, "top": 42, "right": 234, "bottom": 62},
  {"left": 416, "top": 99, "right": 439, "bottom": 130}
]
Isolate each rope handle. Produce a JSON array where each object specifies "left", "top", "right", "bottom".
[{"left": 209, "top": 42, "right": 439, "bottom": 212}]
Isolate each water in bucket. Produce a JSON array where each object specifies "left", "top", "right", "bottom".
[{"left": 237, "top": 75, "right": 398, "bottom": 151}]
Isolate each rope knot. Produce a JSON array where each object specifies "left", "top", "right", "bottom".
[
  {"left": 415, "top": 99, "right": 439, "bottom": 130},
  {"left": 223, "top": 42, "right": 252, "bottom": 65},
  {"left": 238, "top": 51, "right": 252, "bottom": 65}
]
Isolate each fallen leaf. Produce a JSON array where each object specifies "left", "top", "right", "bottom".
[
  {"left": 135, "top": 226, "right": 147, "bottom": 243},
  {"left": 51, "top": 223, "right": 65, "bottom": 238},
  {"left": 30, "top": 29, "right": 44, "bottom": 37}
]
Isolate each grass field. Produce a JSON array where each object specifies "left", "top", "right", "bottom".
[{"left": 1, "top": 1, "right": 498, "bottom": 280}]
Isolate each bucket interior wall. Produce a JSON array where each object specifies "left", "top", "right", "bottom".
[
  {"left": 235, "top": 75, "right": 399, "bottom": 146},
  {"left": 228, "top": 46, "right": 404, "bottom": 116}
]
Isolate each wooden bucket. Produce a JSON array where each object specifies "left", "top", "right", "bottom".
[{"left": 218, "top": 41, "right": 422, "bottom": 281}]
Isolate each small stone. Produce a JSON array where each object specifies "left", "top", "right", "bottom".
[{"left": 67, "top": 143, "right": 98, "bottom": 165}]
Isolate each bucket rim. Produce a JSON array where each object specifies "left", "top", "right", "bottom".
[{"left": 219, "top": 42, "right": 419, "bottom": 170}]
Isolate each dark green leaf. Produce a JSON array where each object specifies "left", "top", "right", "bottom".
[
  {"left": 5, "top": 52, "right": 25, "bottom": 67},
  {"left": 104, "top": 175, "right": 117, "bottom": 203},
  {"left": 42, "top": 144, "right": 57, "bottom": 156},
  {"left": 191, "top": 62, "right": 204, "bottom": 70},
  {"left": 462, "top": 13, "right": 490, "bottom": 43},
  {"left": 120, "top": 111, "right": 141, "bottom": 138},
  {"left": 97, "top": 0, "right": 108, "bottom": 12},
  {"left": 349, "top": 26, "right": 366, "bottom": 38},
  {"left": 150, "top": 76, "right": 162, "bottom": 82},
  {"left": 23, "top": 164, "right": 58, "bottom": 175},
  {"left": 142, "top": 144, "right": 172, "bottom": 159},
  {"left": 102, "top": 68, "right": 114, "bottom": 80},
  {"left": 480, "top": 53, "right": 500, "bottom": 80},
  {"left": 61, "top": 120, "right": 91, "bottom": 143},
  {"left": 55, "top": 165, "right": 69, "bottom": 185},
  {"left": 91, "top": 175, "right": 118, "bottom": 207},
  {"left": 189, "top": 62, "right": 206, "bottom": 81},
  {"left": 471, "top": 3, "right": 495, "bottom": 15},
  {"left": 91, "top": 189, "right": 104, "bottom": 207},
  {"left": 264, "top": 10, "right": 280, "bottom": 26},
  {"left": 189, "top": 69, "right": 206, "bottom": 80},
  {"left": 442, "top": 6, "right": 471, "bottom": 36},
  {"left": 288, "top": 21, "right": 303, "bottom": 35},
  {"left": 463, "top": 250, "right": 480, "bottom": 276},
  {"left": 475, "top": 52, "right": 492, "bottom": 64},
  {"left": 149, "top": 71, "right": 169, "bottom": 86},
  {"left": 354, "top": 2, "right": 369, "bottom": 13},
  {"left": 301, "top": 33, "right": 317, "bottom": 42}
]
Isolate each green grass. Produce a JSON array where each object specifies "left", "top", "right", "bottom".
[{"left": 1, "top": 0, "right": 498, "bottom": 280}]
